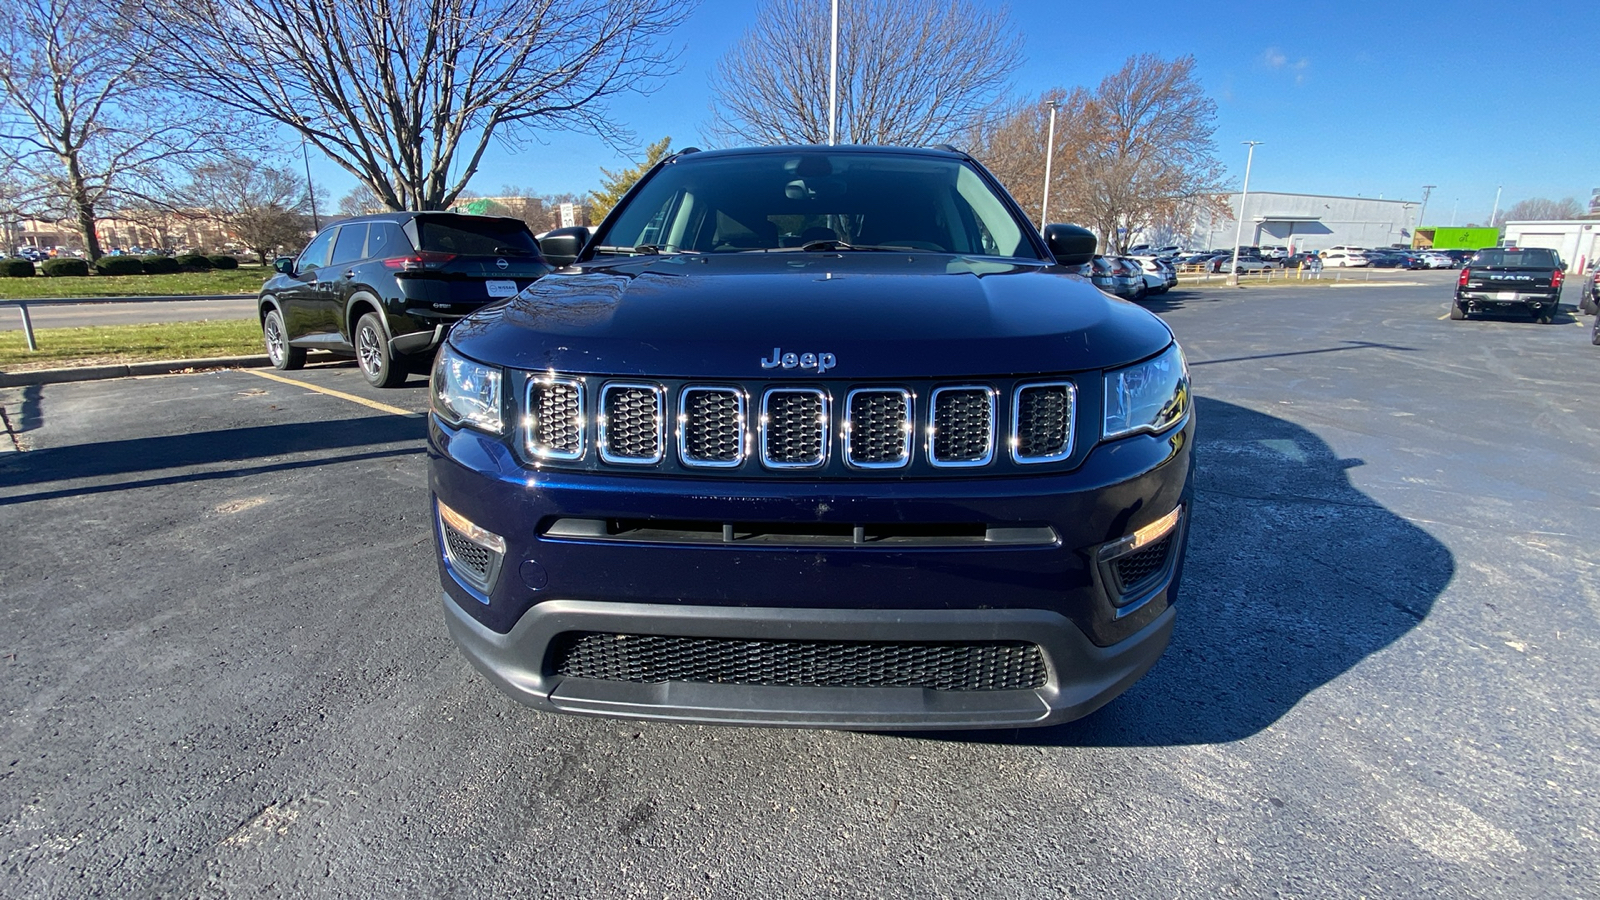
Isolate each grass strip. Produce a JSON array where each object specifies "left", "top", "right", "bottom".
[
  {"left": 0, "top": 268, "right": 269, "bottom": 299},
  {"left": 0, "top": 319, "right": 262, "bottom": 371}
]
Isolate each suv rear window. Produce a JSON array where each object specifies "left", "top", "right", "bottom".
[
  {"left": 1472, "top": 248, "right": 1559, "bottom": 268},
  {"left": 416, "top": 217, "right": 541, "bottom": 257}
]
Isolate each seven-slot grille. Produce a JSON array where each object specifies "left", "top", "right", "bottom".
[
  {"left": 1012, "top": 382, "right": 1076, "bottom": 463},
  {"left": 761, "top": 388, "right": 828, "bottom": 468},
  {"left": 845, "top": 389, "right": 912, "bottom": 468},
  {"left": 538, "top": 378, "right": 1081, "bottom": 471},
  {"left": 549, "top": 632, "right": 1049, "bottom": 692},
  {"left": 679, "top": 387, "right": 745, "bottom": 466},
  {"left": 929, "top": 387, "right": 995, "bottom": 466},
  {"left": 599, "top": 383, "right": 665, "bottom": 464},
  {"left": 526, "top": 378, "right": 584, "bottom": 460}
]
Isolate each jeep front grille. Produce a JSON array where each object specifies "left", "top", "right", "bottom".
[
  {"left": 845, "top": 388, "right": 911, "bottom": 468},
  {"left": 1012, "top": 382, "right": 1076, "bottom": 463},
  {"left": 761, "top": 388, "right": 828, "bottom": 468},
  {"left": 929, "top": 386, "right": 995, "bottom": 466},
  {"left": 679, "top": 387, "right": 745, "bottom": 466},
  {"left": 549, "top": 632, "right": 1049, "bottom": 692},
  {"left": 526, "top": 377, "right": 584, "bottom": 460},
  {"left": 599, "top": 383, "right": 664, "bottom": 464}
]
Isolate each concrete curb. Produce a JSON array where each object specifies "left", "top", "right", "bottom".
[{"left": 0, "top": 355, "right": 274, "bottom": 387}]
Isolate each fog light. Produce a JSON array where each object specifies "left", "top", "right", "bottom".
[
  {"left": 1097, "top": 505, "right": 1183, "bottom": 608},
  {"left": 437, "top": 499, "right": 506, "bottom": 596}
]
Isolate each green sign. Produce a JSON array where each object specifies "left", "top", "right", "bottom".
[{"left": 1426, "top": 227, "right": 1499, "bottom": 250}]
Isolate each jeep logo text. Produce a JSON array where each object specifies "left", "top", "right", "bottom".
[{"left": 760, "top": 347, "right": 836, "bottom": 374}]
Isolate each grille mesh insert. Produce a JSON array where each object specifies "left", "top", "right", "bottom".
[
  {"left": 529, "top": 381, "right": 582, "bottom": 457},
  {"left": 550, "top": 633, "right": 1048, "bottom": 691},
  {"left": 442, "top": 522, "right": 494, "bottom": 587},
  {"left": 602, "top": 385, "right": 661, "bottom": 461},
  {"left": 763, "top": 390, "right": 825, "bottom": 466},
  {"left": 1015, "top": 385, "right": 1073, "bottom": 459},
  {"left": 1113, "top": 534, "right": 1172, "bottom": 594},
  {"left": 847, "top": 390, "right": 910, "bottom": 465},
  {"left": 681, "top": 388, "right": 743, "bottom": 464},
  {"left": 932, "top": 388, "right": 992, "bottom": 463}
]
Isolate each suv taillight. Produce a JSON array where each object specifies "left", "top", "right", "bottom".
[
  {"left": 383, "top": 251, "right": 458, "bottom": 271},
  {"left": 1457, "top": 268, "right": 1471, "bottom": 287},
  {"left": 1552, "top": 269, "right": 1565, "bottom": 289}
]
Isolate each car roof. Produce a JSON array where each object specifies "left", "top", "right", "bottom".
[{"left": 667, "top": 144, "right": 970, "bottom": 164}]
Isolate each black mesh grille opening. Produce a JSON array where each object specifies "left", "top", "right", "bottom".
[
  {"left": 1015, "top": 385, "right": 1073, "bottom": 459},
  {"left": 550, "top": 633, "right": 1048, "bottom": 692},
  {"left": 530, "top": 381, "right": 582, "bottom": 456},
  {"left": 932, "top": 389, "right": 992, "bottom": 463},
  {"left": 443, "top": 523, "right": 495, "bottom": 586},
  {"left": 682, "top": 388, "right": 742, "bottom": 463},
  {"left": 848, "top": 390, "right": 909, "bottom": 465},
  {"left": 1113, "top": 534, "right": 1172, "bottom": 595},
  {"left": 602, "top": 386, "right": 661, "bottom": 461},
  {"left": 764, "top": 391, "right": 825, "bottom": 465}
]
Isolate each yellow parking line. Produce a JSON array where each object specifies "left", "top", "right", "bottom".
[
  {"left": 245, "top": 368, "right": 421, "bottom": 417},
  {"left": 1437, "top": 313, "right": 1451, "bottom": 320}
]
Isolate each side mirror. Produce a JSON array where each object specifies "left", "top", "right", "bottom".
[
  {"left": 538, "top": 227, "right": 592, "bottom": 267},
  {"left": 273, "top": 257, "right": 295, "bottom": 275},
  {"left": 1042, "top": 223, "right": 1097, "bottom": 266}
]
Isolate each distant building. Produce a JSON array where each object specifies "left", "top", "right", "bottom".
[
  {"left": 1501, "top": 220, "right": 1600, "bottom": 273},
  {"left": 1189, "top": 191, "right": 1419, "bottom": 254}
]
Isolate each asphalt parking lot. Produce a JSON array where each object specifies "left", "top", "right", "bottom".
[{"left": 2, "top": 272, "right": 1597, "bottom": 898}]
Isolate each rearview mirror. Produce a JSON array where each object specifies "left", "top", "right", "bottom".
[
  {"left": 1042, "top": 224, "right": 1097, "bottom": 266},
  {"left": 538, "top": 227, "right": 592, "bottom": 267},
  {"left": 273, "top": 256, "right": 294, "bottom": 275}
]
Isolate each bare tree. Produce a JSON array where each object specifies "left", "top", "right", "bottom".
[
  {"left": 181, "top": 154, "right": 313, "bottom": 259},
  {"left": 338, "top": 185, "right": 385, "bottom": 218},
  {"left": 0, "top": 0, "right": 238, "bottom": 259},
  {"left": 967, "top": 56, "right": 1227, "bottom": 253},
  {"left": 708, "top": 0, "right": 1020, "bottom": 146},
  {"left": 1502, "top": 197, "right": 1585, "bottom": 222},
  {"left": 141, "top": 0, "right": 692, "bottom": 213}
]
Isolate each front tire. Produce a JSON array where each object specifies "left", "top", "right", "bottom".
[
  {"left": 262, "top": 308, "right": 305, "bottom": 370},
  {"left": 355, "top": 312, "right": 406, "bottom": 388}
]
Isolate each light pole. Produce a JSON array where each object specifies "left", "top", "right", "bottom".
[
  {"left": 1039, "top": 100, "right": 1062, "bottom": 230},
  {"left": 301, "top": 135, "right": 320, "bottom": 231},
  {"left": 1228, "top": 141, "right": 1262, "bottom": 286},
  {"left": 827, "top": 0, "right": 839, "bottom": 145},
  {"left": 1489, "top": 185, "right": 1503, "bottom": 231}
]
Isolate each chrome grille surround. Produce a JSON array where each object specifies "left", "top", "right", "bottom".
[
  {"left": 678, "top": 385, "right": 747, "bottom": 468},
  {"left": 843, "top": 387, "right": 913, "bottom": 469},
  {"left": 927, "top": 385, "right": 996, "bottom": 468},
  {"left": 598, "top": 382, "right": 666, "bottom": 465},
  {"left": 760, "top": 387, "right": 829, "bottom": 469},
  {"left": 524, "top": 375, "right": 586, "bottom": 461},
  {"left": 1010, "top": 381, "right": 1077, "bottom": 465}
]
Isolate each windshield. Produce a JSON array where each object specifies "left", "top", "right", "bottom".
[
  {"left": 1471, "top": 248, "right": 1559, "bottom": 268},
  {"left": 596, "top": 151, "right": 1042, "bottom": 260}
]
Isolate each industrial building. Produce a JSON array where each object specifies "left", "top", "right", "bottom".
[
  {"left": 1501, "top": 219, "right": 1600, "bottom": 273},
  {"left": 1189, "top": 191, "right": 1421, "bottom": 254}
]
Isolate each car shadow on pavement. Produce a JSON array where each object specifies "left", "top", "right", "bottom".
[
  {"left": 1136, "top": 290, "right": 1231, "bottom": 314},
  {"left": 0, "top": 414, "right": 426, "bottom": 499},
  {"left": 910, "top": 396, "right": 1455, "bottom": 748}
]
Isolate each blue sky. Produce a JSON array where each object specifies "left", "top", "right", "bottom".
[{"left": 304, "top": 1, "right": 1599, "bottom": 225}]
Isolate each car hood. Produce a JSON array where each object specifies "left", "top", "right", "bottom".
[{"left": 446, "top": 253, "right": 1173, "bottom": 378}]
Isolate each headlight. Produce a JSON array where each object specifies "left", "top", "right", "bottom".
[
  {"left": 431, "top": 344, "right": 504, "bottom": 433},
  {"left": 1104, "top": 343, "right": 1189, "bottom": 438}
]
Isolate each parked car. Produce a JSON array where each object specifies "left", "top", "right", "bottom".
[
  {"left": 1112, "top": 257, "right": 1149, "bottom": 299},
  {"left": 1131, "top": 255, "right": 1177, "bottom": 293},
  {"left": 1322, "top": 251, "right": 1369, "bottom": 268},
  {"left": 257, "top": 212, "right": 551, "bottom": 387},
  {"left": 428, "top": 144, "right": 1194, "bottom": 730},
  {"left": 1419, "top": 251, "right": 1455, "bottom": 269},
  {"left": 1219, "top": 255, "right": 1269, "bottom": 274},
  {"left": 1579, "top": 268, "right": 1600, "bottom": 315},
  {"left": 1451, "top": 246, "right": 1564, "bottom": 323}
]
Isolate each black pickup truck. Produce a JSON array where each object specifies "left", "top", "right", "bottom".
[{"left": 1451, "top": 247, "right": 1565, "bottom": 323}]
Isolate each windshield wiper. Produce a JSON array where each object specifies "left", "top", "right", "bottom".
[
  {"left": 797, "top": 239, "right": 916, "bottom": 252},
  {"left": 592, "top": 244, "right": 673, "bottom": 257},
  {"left": 493, "top": 246, "right": 536, "bottom": 257}
]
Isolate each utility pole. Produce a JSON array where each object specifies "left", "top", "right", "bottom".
[
  {"left": 1039, "top": 100, "right": 1061, "bottom": 230},
  {"left": 1228, "top": 141, "right": 1262, "bottom": 286},
  {"left": 301, "top": 135, "right": 320, "bottom": 231},
  {"left": 1416, "top": 184, "right": 1435, "bottom": 246},
  {"left": 827, "top": 0, "right": 839, "bottom": 145}
]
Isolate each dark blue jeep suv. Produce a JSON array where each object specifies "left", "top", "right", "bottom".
[{"left": 429, "top": 146, "right": 1193, "bottom": 729}]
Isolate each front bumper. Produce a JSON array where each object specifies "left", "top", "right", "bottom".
[{"left": 443, "top": 593, "right": 1176, "bottom": 730}]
